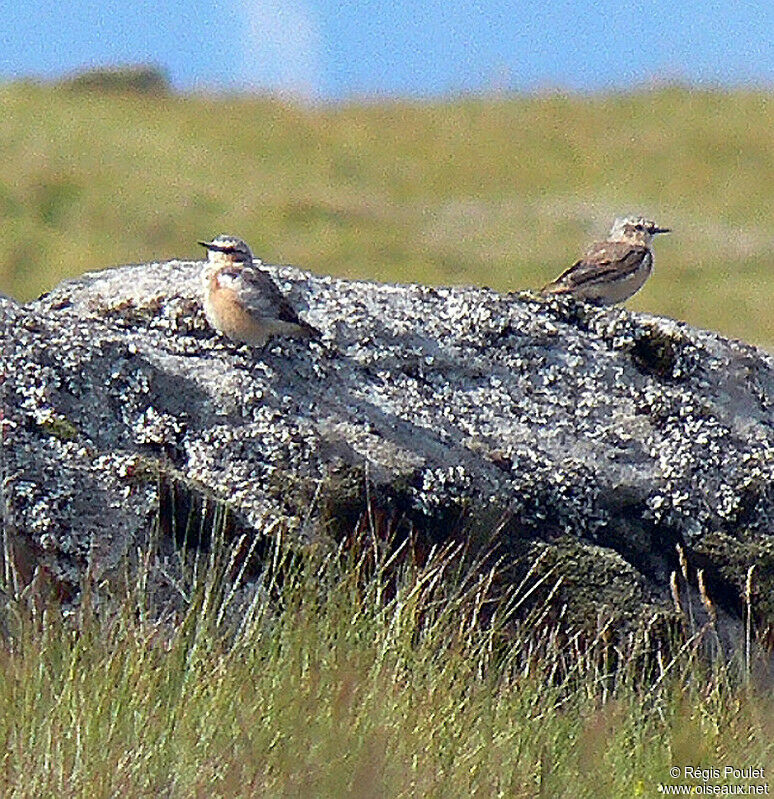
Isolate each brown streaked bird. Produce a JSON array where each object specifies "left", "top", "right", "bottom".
[
  {"left": 541, "top": 216, "right": 671, "bottom": 304},
  {"left": 199, "top": 234, "right": 320, "bottom": 346}
]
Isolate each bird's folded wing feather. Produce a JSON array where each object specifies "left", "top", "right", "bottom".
[
  {"left": 549, "top": 243, "right": 649, "bottom": 288},
  {"left": 235, "top": 266, "right": 303, "bottom": 324}
]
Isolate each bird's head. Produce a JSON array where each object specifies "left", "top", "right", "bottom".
[
  {"left": 609, "top": 217, "right": 671, "bottom": 246},
  {"left": 198, "top": 234, "right": 257, "bottom": 267}
]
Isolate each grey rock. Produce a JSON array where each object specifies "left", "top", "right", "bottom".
[{"left": 1, "top": 259, "right": 773, "bottom": 651}]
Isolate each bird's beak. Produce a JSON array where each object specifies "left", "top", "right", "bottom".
[
  {"left": 653, "top": 227, "right": 671, "bottom": 234},
  {"left": 198, "top": 240, "right": 230, "bottom": 252}
]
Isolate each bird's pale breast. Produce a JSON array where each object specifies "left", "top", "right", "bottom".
[{"left": 206, "top": 278, "right": 272, "bottom": 346}]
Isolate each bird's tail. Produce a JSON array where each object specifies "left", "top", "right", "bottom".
[{"left": 540, "top": 281, "right": 569, "bottom": 295}]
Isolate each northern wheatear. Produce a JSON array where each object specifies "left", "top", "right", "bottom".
[
  {"left": 199, "top": 234, "right": 319, "bottom": 346},
  {"left": 541, "top": 217, "right": 671, "bottom": 304}
]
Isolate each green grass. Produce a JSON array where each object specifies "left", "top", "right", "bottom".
[
  {"left": 1, "top": 532, "right": 771, "bottom": 798},
  {"left": 1, "top": 81, "right": 773, "bottom": 795},
  {"left": 0, "top": 82, "right": 772, "bottom": 348}
]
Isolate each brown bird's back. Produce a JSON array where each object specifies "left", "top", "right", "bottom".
[{"left": 541, "top": 216, "right": 669, "bottom": 304}]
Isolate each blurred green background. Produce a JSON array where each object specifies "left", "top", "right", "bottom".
[{"left": 1, "top": 80, "right": 771, "bottom": 348}]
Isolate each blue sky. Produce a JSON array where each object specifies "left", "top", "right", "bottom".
[{"left": 1, "top": 0, "right": 772, "bottom": 99}]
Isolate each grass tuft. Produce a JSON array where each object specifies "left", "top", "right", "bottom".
[{"left": 0, "top": 520, "right": 771, "bottom": 797}]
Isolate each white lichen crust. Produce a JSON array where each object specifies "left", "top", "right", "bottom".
[{"left": 1, "top": 260, "right": 772, "bottom": 637}]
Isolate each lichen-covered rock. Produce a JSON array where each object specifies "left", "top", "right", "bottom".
[{"left": 1, "top": 259, "right": 772, "bottom": 650}]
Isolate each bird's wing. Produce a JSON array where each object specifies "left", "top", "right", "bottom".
[
  {"left": 546, "top": 243, "right": 649, "bottom": 289},
  {"left": 223, "top": 265, "right": 303, "bottom": 324}
]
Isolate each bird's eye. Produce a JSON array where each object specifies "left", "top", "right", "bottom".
[{"left": 635, "top": 224, "right": 644, "bottom": 231}]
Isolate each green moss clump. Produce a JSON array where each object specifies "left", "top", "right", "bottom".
[
  {"left": 631, "top": 327, "right": 683, "bottom": 379},
  {"left": 38, "top": 414, "right": 79, "bottom": 441}
]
